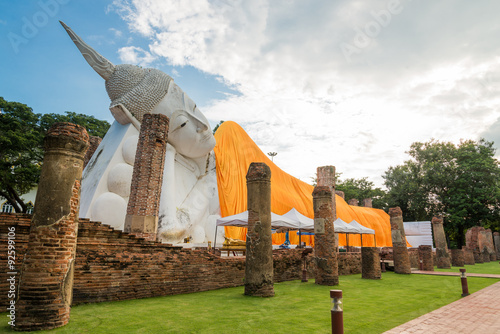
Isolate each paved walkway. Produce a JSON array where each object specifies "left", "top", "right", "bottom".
[{"left": 383, "top": 279, "right": 500, "bottom": 333}]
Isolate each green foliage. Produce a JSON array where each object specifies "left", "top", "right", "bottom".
[
  {"left": 213, "top": 120, "right": 224, "bottom": 134},
  {"left": 0, "top": 97, "right": 110, "bottom": 213},
  {"left": 383, "top": 139, "right": 500, "bottom": 246},
  {"left": 337, "top": 176, "right": 387, "bottom": 210},
  {"left": 0, "top": 269, "right": 497, "bottom": 333}
]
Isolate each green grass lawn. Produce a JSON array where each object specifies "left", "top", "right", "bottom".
[
  {"left": 1, "top": 263, "right": 498, "bottom": 334},
  {"left": 434, "top": 260, "right": 500, "bottom": 274}
]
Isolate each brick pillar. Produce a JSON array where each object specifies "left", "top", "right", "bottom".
[
  {"left": 432, "top": 216, "right": 451, "bottom": 269},
  {"left": 124, "top": 113, "right": 169, "bottom": 242},
  {"left": 335, "top": 190, "right": 345, "bottom": 200},
  {"left": 348, "top": 198, "right": 359, "bottom": 206},
  {"left": 244, "top": 162, "right": 274, "bottom": 297},
  {"left": 418, "top": 245, "right": 434, "bottom": 271},
  {"left": 313, "top": 185, "right": 339, "bottom": 285},
  {"left": 361, "top": 247, "right": 381, "bottom": 279},
  {"left": 362, "top": 198, "right": 373, "bottom": 208},
  {"left": 83, "top": 135, "right": 102, "bottom": 169},
  {"left": 317, "top": 165, "right": 337, "bottom": 218},
  {"left": 15, "top": 123, "right": 89, "bottom": 331},
  {"left": 485, "top": 229, "right": 496, "bottom": 261},
  {"left": 389, "top": 207, "right": 411, "bottom": 274},
  {"left": 463, "top": 246, "right": 475, "bottom": 265},
  {"left": 494, "top": 232, "right": 500, "bottom": 259},
  {"left": 450, "top": 249, "right": 465, "bottom": 267},
  {"left": 466, "top": 226, "right": 483, "bottom": 263}
]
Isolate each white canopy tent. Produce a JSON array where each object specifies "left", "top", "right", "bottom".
[
  {"left": 348, "top": 220, "right": 376, "bottom": 247},
  {"left": 215, "top": 211, "right": 300, "bottom": 246}
]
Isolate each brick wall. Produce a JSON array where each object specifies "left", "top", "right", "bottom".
[{"left": 0, "top": 214, "right": 365, "bottom": 309}]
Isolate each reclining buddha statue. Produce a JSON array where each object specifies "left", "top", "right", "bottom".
[{"left": 61, "top": 22, "right": 222, "bottom": 244}]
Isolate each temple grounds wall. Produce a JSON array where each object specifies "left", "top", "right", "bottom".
[{"left": 0, "top": 214, "right": 362, "bottom": 308}]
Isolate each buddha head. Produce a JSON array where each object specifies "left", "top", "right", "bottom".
[{"left": 60, "top": 21, "right": 216, "bottom": 158}]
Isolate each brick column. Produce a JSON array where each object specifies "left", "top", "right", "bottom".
[
  {"left": 466, "top": 226, "right": 484, "bottom": 263},
  {"left": 124, "top": 113, "right": 169, "bottom": 242},
  {"left": 362, "top": 198, "right": 373, "bottom": 208},
  {"left": 432, "top": 216, "right": 451, "bottom": 269},
  {"left": 15, "top": 123, "right": 89, "bottom": 331},
  {"left": 313, "top": 185, "right": 339, "bottom": 285},
  {"left": 463, "top": 246, "right": 475, "bottom": 265},
  {"left": 389, "top": 207, "right": 411, "bottom": 274},
  {"left": 494, "top": 232, "right": 500, "bottom": 260},
  {"left": 451, "top": 249, "right": 465, "bottom": 267},
  {"left": 316, "top": 165, "right": 337, "bottom": 218},
  {"left": 485, "top": 229, "right": 496, "bottom": 261},
  {"left": 83, "top": 135, "right": 102, "bottom": 169},
  {"left": 244, "top": 162, "right": 274, "bottom": 297},
  {"left": 348, "top": 198, "right": 359, "bottom": 206},
  {"left": 361, "top": 247, "right": 381, "bottom": 279},
  {"left": 418, "top": 245, "right": 434, "bottom": 271}
]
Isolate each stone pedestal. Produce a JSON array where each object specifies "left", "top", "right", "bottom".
[
  {"left": 389, "top": 207, "right": 411, "bottom": 274},
  {"left": 125, "top": 113, "right": 169, "bottom": 242},
  {"left": 463, "top": 247, "right": 475, "bottom": 265},
  {"left": 451, "top": 249, "right": 465, "bottom": 267},
  {"left": 432, "top": 216, "right": 451, "bottom": 269},
  {"left": 15, "top": 123, "right": 89, "bottom": 331},
  {"left": 361, "top": 247, "right": 381, "bottom": 279},
  {"left": 244, "top": 163, "right": 274, "bottom": 297},
  {"left": 418, "top": 245, "right": 433, "bottom": 271},
  {"left": 313, "top": 185, "right": 339, "bottom": 286}
]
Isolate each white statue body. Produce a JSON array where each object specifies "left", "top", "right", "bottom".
[{"left": 62, "top": 22, "right": 223, "bottom": 244}]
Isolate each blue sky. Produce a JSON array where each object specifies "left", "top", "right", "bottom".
[{"left": 2, "top": 0, "right": 500, "bottom": 187}]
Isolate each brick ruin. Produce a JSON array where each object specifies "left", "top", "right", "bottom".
[
  {"left": 389, "top": 207, "right": 411, "bottom": 274},
  {"left": 15, "top": 123, "right": 89, "bottom": 331},
  {"left": 431, "top": 216, "right": 451, "bottom": 269},
  {"left": 124, "top": 113, "right": 169, "bottom": 242},
  {"left": 244, "top": 162, "right": 274, "bottom": 297},
  {"left": 0, "top": 213, "right": 365, "bottom": 308},
  {"left": 466, "top": 226, "right": 496, "bottom": 263}
]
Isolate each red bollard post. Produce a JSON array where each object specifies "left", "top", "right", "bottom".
[
  {"left": 460, "top": 268, "right": 469, "bottom": 297},
  {"left": 330, "top": 290, "right": 344, "bottom": 334}
]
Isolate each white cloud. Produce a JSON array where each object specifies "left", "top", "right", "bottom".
[
  {"left": 117, "top": 46, "right": 157, "bottom": 66},
  {"left": 109, "top": 27, "right": 123, "bottom": 38},
  {"left": 111, "top": 0, "right": 500, "bottom": 187}
]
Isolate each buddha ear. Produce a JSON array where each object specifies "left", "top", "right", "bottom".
[{"left": 109, "top": 104, "right": 141, "bottom": 130}]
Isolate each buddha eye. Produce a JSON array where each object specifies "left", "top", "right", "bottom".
[{"left": 181, "top": 122, "right": 187, "bottom": 128}]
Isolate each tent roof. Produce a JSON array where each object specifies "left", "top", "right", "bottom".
[
  {"left": 349, "top": 220, "right": 375, "bottom": 235},
  {"left": 282, "top": 208, "right": 314, "bottom": 230},
  {"left": 333, "top": 218, "right": 359, "bottom": 233},
  {"left": 216, "top": 211, "right": 300, "bottom": 229}
]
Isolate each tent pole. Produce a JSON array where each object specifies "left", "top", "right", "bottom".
[
  {"left": 299, "top": 229, "right": 302, "bottom": 248},
  {"left": 214, "top": 226, "right": 218, "bottom": 252},
  {"left": 347, "top": 233, "right": 349, "bottom": 252}
]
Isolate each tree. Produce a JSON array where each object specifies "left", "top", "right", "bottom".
[
  {"left": 0, "top": 97, "right": 111, "bottom": 213},
  {"left": 336, "top": 177, "right": 387, "bottom": 209},
  {"left": 383, "top": 139, "right": 500, "bottom": 247},
  {"left": 212, "top": 120, "right": 224, "bottom": 134}
]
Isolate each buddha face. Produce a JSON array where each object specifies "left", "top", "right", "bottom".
[{"left": 151, "top": 82, "right": 216, "bottom": 158}]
